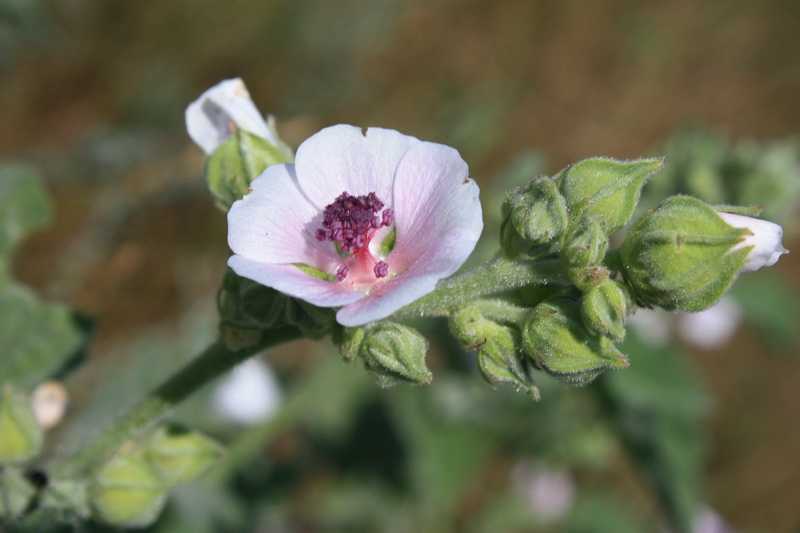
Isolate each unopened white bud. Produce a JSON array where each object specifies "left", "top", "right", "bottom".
[{"left": 717, "top": 212, "right": 788, "bottom": 273}]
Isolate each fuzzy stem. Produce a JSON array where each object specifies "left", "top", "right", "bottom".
[
  {"left": 52, "top": 326, "right": 302, "bottom": 479},
  {"left": 394, "top": 255, "right": 569, "bottom": 319}
]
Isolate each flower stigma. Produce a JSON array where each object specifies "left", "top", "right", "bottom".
[{"left": 315, "top": 191, "right": 394, "bottom": 283}]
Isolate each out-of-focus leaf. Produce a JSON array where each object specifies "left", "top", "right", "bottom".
[
  {"left": 730, "top": 272, "right": 800, "bottom": 349},
  {"left": 597, "top": 335, "right": 709, "bottom": 533},
  {"left": 0, "top": 283, "right": 84, "bottom": 390},
  {"left": 0, "top": 166, "right": 85, "bottom": 389},
  {"left": 0, "top": 165, "right": 51, "bottom": 258}
]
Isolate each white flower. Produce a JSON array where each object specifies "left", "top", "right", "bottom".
[
  {"left": 677, "top": 297, "right": 743, "bottom": 349},
  {"left": 227, "top": 124, "right": 483, "bottom": 327},
  {"left": 185, "top": 78, "right": 286, "bottom": 155},
  {"left": 211, "top": 358, "right": 281, "bottom": 425},
  {"left": 717, "top": 212, "right": 788, "bottom": 273}
]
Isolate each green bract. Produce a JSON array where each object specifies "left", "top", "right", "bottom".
[{"left": 621, "top": 196, "right": 749, "bottom": 312}]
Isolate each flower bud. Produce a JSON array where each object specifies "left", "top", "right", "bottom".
[
  {"left": 205, "top": 130, "right": 292, "bottom": 212},
  {"left": 561, "top": 218, "right": 609, "bottom": 291},
  {"left": 581, "top": 279, "right": 634, "bottom": 341},
  {"left": 140, "top": 424, "right": 223, "bottom": 487},
  {"left": 0, "top": 384, "right": 43, "bottom": 465},
  {"left": 0, "top": 468, "right": 35, "bottom": 520},
  {"left": 39, "top": 479, "right": 90, "bottom": 518},
  {"left": 501, "top": 177, "right": 569, "bottom": 251},
  {"left": 451, "top": 305, "right": 539, "bottom": 398},
  {"left": 715, "top": 212, "right": 788, "bottom": 273},
  {"left": 286, "top": 298, "right": 336, "bottom": 339},
  {"left": 620, "top": 196, "right": 779, "bottom": 312},
  {"left": 218, "top": 269, "right": 286, "bottom": 350},
  {"left": 556, "top": 157, "right": 665, "bottom": 232},
  {"left": 359, "top": 322, "right": 431, "bottom": 387},
  {"left": 522, "top": 299, "right": 628, "bottom": 386},
  {"left": 89, "top": 452, "right": 167, "bottom": 528}
]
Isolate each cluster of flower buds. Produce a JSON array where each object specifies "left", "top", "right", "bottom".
[{"left": 454, "top": 157, "right": 787, "bottom": 394}]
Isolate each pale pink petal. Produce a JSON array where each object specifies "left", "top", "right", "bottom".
[
  {"left": 228, "top": 256, "right": 365, "bottom": 307},
  {"left": 227, "top": 164, "right": 341, "bottom": 270},
  {"left": 185, "top": 78, "right": 276, "bottom": 155},
  {"left": 294, "top": 125, "right": 419, "bottom": 209},
  {"left": 389, "top": 141, "right": 482, "bottom": 272},
  {"left": 335, "top": 227, "right": 479, "bottom": 326}
]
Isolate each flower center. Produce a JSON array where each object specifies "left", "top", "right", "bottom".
[{"left": 315, "top": 191, "right": 394, "bottom": 282}]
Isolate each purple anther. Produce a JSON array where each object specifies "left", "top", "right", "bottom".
[
  {"left": 315, "top": 228, "right": 327, "bottom": 241},
  {"left": 382, "top": 209, "right": 394, "bottom": 227},
  {"left": 336, "top": 264, "right": 349, "bottom": 281},
  {"left": 374, "top": 261, "right": 389, "bottom": 278}
]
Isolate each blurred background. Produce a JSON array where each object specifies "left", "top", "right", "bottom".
[{"left": 2, "top": 0, "right": 799, "bottom": 531}]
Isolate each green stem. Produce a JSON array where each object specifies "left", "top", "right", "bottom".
[
  {"left": 394, "top": 255, "right": 569, "bottom": 319},
  {"left": 53, "top": 326, "right": 302, "bottom": 479}
]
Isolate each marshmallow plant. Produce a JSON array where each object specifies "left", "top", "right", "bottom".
[{"left": 24, "top": 79, "right": 786, "bottom": 528}]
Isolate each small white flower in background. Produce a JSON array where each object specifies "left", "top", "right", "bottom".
[
  {"left": 717, "top": 212, "right": 788, "bottom": 274},
  {"left": 512, "top": 461, "right": 575, "bottom": 522},
  {"left": 227, "top": 124, "right": 483, "bottom": 327},
  {"left": 185, "top": 77, "right": 287, "bottom": 155},
  {"left": 212, "top": 358, "right": 281, "bottom": 425},
  {"left": 661, "top": 506, "right": 739, "bottom": 533},
  {"left": 677, "top": 297, "right": 743, "bottom": 349},
  {"left": 628, "top": 307, "right": 673, "bottom": 346},
  {"left": 30, "top": 381, "right": 69, "bottom": 430}
]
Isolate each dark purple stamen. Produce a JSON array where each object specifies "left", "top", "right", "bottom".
[
  {"left": 374, "top": 261, "right": 389, "bottom": 278},
  {"left": 317, "top": 191, "right": 394, "bottom": 282}
]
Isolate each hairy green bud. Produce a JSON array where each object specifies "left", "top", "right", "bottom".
[
  {"left": 0, "top": 384, "right": 42, "bottom": 465},
  {"left": 501, "top": 177, "right": 569, "bottom": 254},
  {"left": 89, "top": 452, "right": 167, "bottom": 528},
  {"left": 522, "top": 299, "right": 628, "bottom": 385},
  {"left": 557, "top": 157, "right": 665, "bottom": 231},
  {"left": 581, "top": 279, "right": 634, "bottom": 341},
  {"left": 451, "top": 305, "right": 538, "bottom": 398},
  {"left": 621, "top": 196, "right": 751, "bottom": 312},
  {"left": 359, "top": 322, "right": 431, "bottom": 387}
]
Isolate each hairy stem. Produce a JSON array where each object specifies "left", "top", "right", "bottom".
[
  {"left": 52, "top": 326, "right": 302, "bottom": 479},
  {"left": 394, "top": 255, "right": 569, "bottom": 319}
]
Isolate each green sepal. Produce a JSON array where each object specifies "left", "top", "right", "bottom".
[
  {"left": 0, "top": 384, "right": 43, "bottom": 465},
  {"left": 89, "top": 451, "right": 167, "bottom": 528},
  {"left": 205, "top": 130, "right": 292, "bottom": 212},
  {"left": 0, "top": 467, "right": 36, "bottom": 520},
  {"left": 335, "top": 326, "right": 366, "bottom": 363},
  {"left": 140, "top": 424, "right": 224, "bottom": 487},
  {"left": 359, "top": 322, "right": 431, "bottom": 386},
  {"left": 621, "top": 196, "right": 749, "bottom": 312},
  {"left": 581, "top": 279, "right": 634, "bottom": 341},
  {"left": 556, "top": 157, "right": 665, "bottom": 231},
  {"left": 708, "top": 203, "right": 763, "bottom": 217},
  {"left": 217, "top": 270, "right": 286, "bottom": 350},
  {"left": 522, "top": 299, "right": 629, "bottom": 384}
]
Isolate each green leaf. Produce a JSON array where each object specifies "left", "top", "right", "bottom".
[
  {"left": 0, "top": 283, "right": 84, "bottom": 390},
  {"left": 0, "top": 165, "right": 51, "bottom": 257},
  {"left": 597, "top": 335, "right": 709, "bottom": 533}
]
